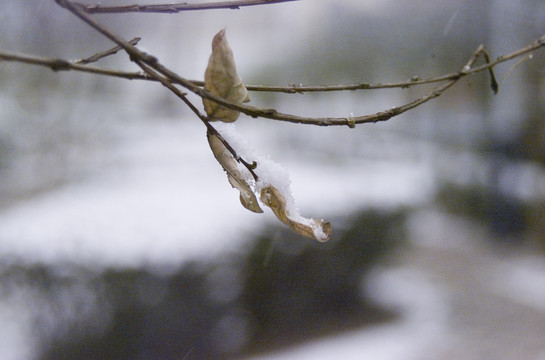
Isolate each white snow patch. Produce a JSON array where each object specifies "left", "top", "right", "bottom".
[
  {"left": 0, "top": 118, "right": 435, "bottom": 267},
  {"left": 0, "top": 121, "right": 261, "bottom": 268},
  {"left": 490, "top": 256, "right": 545, "bottom": 312},
  {"left": 0, "top": 299, "right": 36, "bottom": 360}
]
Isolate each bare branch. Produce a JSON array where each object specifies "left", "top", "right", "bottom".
[
  {"left": 2, "top": 33, "right": 542, "bottom": 94},
  {"left": 4, "top": 0, "right": 542, "bottom": 201},
  {"left": 0, "top": 50, "right": 455, "bottom": 91},
  {"left": 12, "top": 0, "right": 545, "bottom": 129},
  {"left": 75, "top": 0, "right": 299, "bottom": 14}
]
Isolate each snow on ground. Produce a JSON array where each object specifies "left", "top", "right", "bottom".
[
  {"left": 0, "top": 118, "right": 436, "bottom": 359},
  {"left": 490, "top": 255, "right": 545, "bottom": 312},
  {"left": 1, "top": 119, "right": 544, "bottom": 360},
  {"left": 0, "top": 119, "right": 432, "bottom": 268},
  {"left": 246, "top": 208, "right": 545, "bottom": 360},
  {"left": 0, "top": 120, "right": 259, "bottom": 267}
]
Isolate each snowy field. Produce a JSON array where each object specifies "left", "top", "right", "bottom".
[
  {"left": 0, "top": 118, "right": 433, "bottom": 359},
  {"left": 0, "top": 119, "right": 432, "bottom": 268},
  {"left": 0, "top": 119, "right": 544, "bottom": 360},
  {"left": 247, "top": 208, "right": 545, "bottom": 360}
]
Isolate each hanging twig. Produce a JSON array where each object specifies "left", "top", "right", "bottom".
[
  {"left": 75, "top": 0, "right": 299, "bottom": 14},
  {"left": 462, "top": 45, "right": 498, "bottom": 94}
]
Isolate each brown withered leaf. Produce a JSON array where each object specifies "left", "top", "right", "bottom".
[
  {"left": 207, "top": 131, "right": 263, "bottom": 213},
  {"left": 260, "top": 185, "right": 332, "bottom": 242},
  {"left": 203, "top": 28, "right": 250, "bottom": 122}
]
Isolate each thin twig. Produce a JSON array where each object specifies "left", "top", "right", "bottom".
[
  {"left": 0, "top": 50, "right": 144, "bottom": 77},
  {"left": 501, "top": 54, "right": 533, "bottom": 84},
  {"left": 460, "top": 45, "right": 498, "bottom": 93},
  {"left": 76, "top": 37, "right": 141, "bottom": 64},
  {"left": 76, "top": 0, "right": 299, "bottom": 14}
]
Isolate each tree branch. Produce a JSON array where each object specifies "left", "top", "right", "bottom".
[
  {"left": 0, "top": 50, "right": 466, "bottom": 90},
  {"left": 75, "top": 0, "right": 299, "bottom": 14},
  {"left": 4, "top": 0, "right": 542, "bottom": 205},
  {"left": 2, "top": 33, "right": 542, "bottom": 94},
  {"left": 11, "top": 0, "right": 545, "bottom": 129}
]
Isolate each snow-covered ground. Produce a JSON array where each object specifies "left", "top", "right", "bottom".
[
  {"left": 247, "top": 209, "right": 545, "bottom": 360},
  {"left": 0, "top": 118, "right": 432, "bottom": 268},
  {"left": 0, "top": 117, "right": 434, "bottom": 359},
  {"left": 0, "top": 119, "right": 544, "bottom": 360}
]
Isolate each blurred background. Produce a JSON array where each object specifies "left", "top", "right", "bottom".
[{"left": 1, "top": 0, "right": 545, "bottom": 359}]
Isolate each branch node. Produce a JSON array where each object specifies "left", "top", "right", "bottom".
[
  {"left": 50, "top": 59, "right": 72, "bottom": 72},
  {"left": 346, "top": 114, "right": 356, "bottom": 128},
  {"left": 262, "top": 108, "right": 278, "bottom": 115}
]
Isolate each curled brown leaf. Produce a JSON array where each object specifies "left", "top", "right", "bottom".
[
  {"left": 207, "top": 131, "right": 263, "bottom": 213},
  {"left": 260, "top": 185, "right": 332, "bottom": 242},
  {"left": 203, "top": 29, "right": 250, "bottom": 122}
]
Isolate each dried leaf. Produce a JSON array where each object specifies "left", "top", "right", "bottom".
[
  {"left": 203, "top": 28, "right": 250, "bottom": 122},
  {"left": 260, "top": 185, "right": 332, "bottom": 242},
  {"left": 207, "top": 131, "right": 263, "bottom": 213}
]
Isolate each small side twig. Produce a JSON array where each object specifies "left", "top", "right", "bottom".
[
  {"left": 76, "top": 37, "right": 141, "bottom": 64},
  {"left": 501, "top": 53, "right": 534, "bottom": 84},
  {"left": 0, "top": 50, "right": 145, "bottom": 77},
  {"left": 461, "top": 45, "right": 498, "bottom": 94}
]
